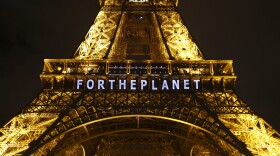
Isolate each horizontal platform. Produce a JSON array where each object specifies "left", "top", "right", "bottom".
[
  {"left": 100, "top": 5, "right": 177, "bottom": 11},
  {"left": 41, "top": 59, "right": 236, "bottom": 91},
  {"left": 43, "top": 59, "right": 235, "bottom": 76}
]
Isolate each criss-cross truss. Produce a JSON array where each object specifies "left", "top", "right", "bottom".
[
  {"left": 219, "top": 114, "right": 280, "bottom": 155},
  {"left": 74, "top": 2, "right": 202, "bottom": 61},
  {"left": 0, "top": 113, "right": 57, "bottom": 156},
  {"left": 3, "top": 89, "right": 279, "bottom": 155},
  {"left": 1, "top": 0, "right": 280, "bottom": 155},
  {"left": 156, "top": 11, "right": 203, "bottom": 60},
  {"left": 0, "top": 91, "right": 82, "bottom": 156},
  {"left": 74, "top": 11, "right": 121, "bottom": 60}
]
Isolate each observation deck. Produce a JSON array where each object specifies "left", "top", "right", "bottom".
[{"left": 41, "top": 59, "right": 236, "bottom": 91}]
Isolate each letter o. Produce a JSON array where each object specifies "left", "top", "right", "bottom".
[{"left": 86, "top": 79, "right": 94, "bottom": 90}]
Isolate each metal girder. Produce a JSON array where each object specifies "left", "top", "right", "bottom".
[
  {"left": 3, "top": 89, "right": 279, "bottom": 155},
  {"left": 195, "top": 92, "right": 253, "bottom": 114},
  {"left": 1, "top": 0, "right": 280, "bottom": 155},
  {"left": 75, "top": 4, "right": 202, "bottom": 61},
  {"left": 33, "top": 134, "right": 65, "bottom": 156},
  {"left": 106, "top": 11, "right": 170, "bottom": 61},
  {"left": 0, "top": 90, "right": 82, "bottom": 155},
  {"left": 33, "top": 117, "right": 239, "bottom": 155},
  {"left": 74, "top": 11, "right": 121, "bottom": 60},
  {"left": 219, "top": 114, "right": 280, "bottom": 156},
  {"left": 23, "top": 90, "right": 82, "bottom": 113},
  {"left": 24, "top": 91, "right": 251, "bottom": 155},
  {"left": 156, "top": 11, "right": 203, "bottom": 60},
  {"left": 0, "top": 113, "right": 57, "bottom": 156},
  {"left": 54, "top": 144, "right": 85, "bottom": 156},
  {"left": 91, "top": 133, "right": 181, "bottom": 155},
  {"left": 100, "top": 5, "right": 176, "bottom": 11},
  {"left": 99, "top": 0, "right": 179, "bottom": 7},
  {"left": 41, "top": 59, "right": 235, "bottom": 76},
  {"left": 101, "top": 0, "right": 123, "bottom": 6}
]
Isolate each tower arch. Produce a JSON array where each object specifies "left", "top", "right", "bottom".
[{"left": 0, "top": 0, "right": 279, "bottom": 155}]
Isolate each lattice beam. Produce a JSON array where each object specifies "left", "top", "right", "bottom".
[
  {"left": 1, "top": 1, "right": 279, "bottom": 155},
  {"left": 219, "top": 114, "right": 280, "bottom": 156},
  {"left": 196, "top": 92, "right": 253, "bottom": 114},
  {"left": 23, "top": 91, "right": 82, "bottom": 113},
  {"left": 94, "top": 133, "right": 180, "bottom": 155},
  {"left": 0, "top": 90, "right": 82, "bottom": 155},
  {"left": 24, "top": 91, "right": 251, "bottom": 155},
  {"left": 34, "top": 117, "right": 239, "bottom": 155},
  {"left": 0, "top": 113, "right": 57, "bottom": 156},
  {"left": 74, "top": 11, "right": 121, "bottom": 60},
  {"left": 156, "top": 11, "right": 203, "bottom": 60}
]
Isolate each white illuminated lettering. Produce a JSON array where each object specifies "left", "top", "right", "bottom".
[
  {"left": 184, "top": 80, "right": 189, "bottom": 90},
  {"left": 119, "top": 79, "right": 126, "bottom": 90},
  {"left": 152, "top": 80, "right": 158, "bottom": 90},
  {"left": 172, "top": 80, "right": 179, "bottom": 90},
  {"left": 77, "top": 78, "right": 202, "bottom": 91},
  {"left": 86, "top": 79, "right": 94, "bottom": 90},
  {"left": 162, "top": 80, "right": 169, "bottom": 90},
  {"left": 77, "top": 79, "right": 83, "bottom": 89},
  {"left": 194, "top": 80, "right": 200, "bottom": 89},
  {"left": 141, "top": 80, "right": 147, "bottom": 90},
  {"left": 131, "top": 80, "right": 136, "bottom": 90},
  {"left": 108, "top": 80, "right": 115, "bottom": 90},
  {"left": 98, "top": 80, "right": 105, "bottom": 89}
]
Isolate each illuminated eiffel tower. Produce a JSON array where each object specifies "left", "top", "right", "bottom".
[{"left": 1, "top": 0, "right": 280, "bottom": 155}]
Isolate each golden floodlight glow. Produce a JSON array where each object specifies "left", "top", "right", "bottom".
[{"left": 0, "top": 0, "right": 279, "bottom": 155}]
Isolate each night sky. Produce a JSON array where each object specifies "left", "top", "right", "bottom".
[{"left": 0, "top": 0, "right": 279, "bottom": 131}]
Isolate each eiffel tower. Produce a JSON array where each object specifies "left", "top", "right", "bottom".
[{"left": 1, "top": 0, "right": 280, "bottom": 155}]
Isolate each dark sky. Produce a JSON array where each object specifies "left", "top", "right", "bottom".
[{"left": 0, "top": 0, "right": 279, "bottom": 131}]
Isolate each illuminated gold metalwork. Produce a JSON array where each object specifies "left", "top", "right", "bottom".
[
  {"left": 0, "top": 91, "right": 81, "bottom": 155},
  {"left": 219, "top": 114, "right": 280, "bottom": 156},
  {"left": 102, "top": 0, "right": 123, "bottom": 6},
  {"left": 34, "top": 115, "right": 241, "bottom": 155},
  {"left": 107, "top": 12, "right": 170, "bottom": 61},
  {"left": 74, "top": 11, "right": 121, "bottom": 60},
  {"left": 156, "top": 11, "right": 203, "bottom": 60},
  {"left": 33, "top": 134, "right": 65, "bottom": 156},
  {"left": 1, "top": 0, "right": 279, "bottom": 155},
  {"left": 74, "top": 2, "right": 201, "bottom": 61},
  {"left": 94, "top": 133, "right": 180, "bottom": 155},
  {"left": 54, "top": 144, "right": 85, "bottom": 156},
  {"left": 0, "top": 113, "right": 57, "bottom": 156}
]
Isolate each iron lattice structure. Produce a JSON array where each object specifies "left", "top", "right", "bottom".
[{"left": 1, "top": 0, "right": 280, "bottom": 155}]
